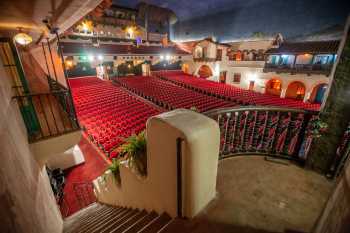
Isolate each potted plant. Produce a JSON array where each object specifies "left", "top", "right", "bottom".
[
  {"left": 190, "top": 106, "right": 199, "bottom": 112},
  {"left": 103, "top": 158, "right": 121, "bottom": 185},
  {"left": 119, "top": 131, "right": 147, "bottom": 177}
]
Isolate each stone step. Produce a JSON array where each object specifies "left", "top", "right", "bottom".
[
  {"left": 158, "top": 218, "right": 192, "bottom": 233},
  {"left": 138, "top": 213, "right": 172, "bottom": 233},
  {"left": 74, "top": 207, "right": 126, "bottom": 233},
  {"left": 122, "top": 211, "right": 158, "bottom": 233},
  {"left": 110, "top": 210, "right": 148, "bottom": 233},
  {"left": 65, "top": 205, "right": 121, "bottom": 233},
  {"left": 63, "top": 204, "right": 189, "bottom": 233},
  {"left": 70, "top": 205, "right": 115, "bottom": 227},
  {"left": 84, "top": 208, "right": 137, "bottom": 233}
]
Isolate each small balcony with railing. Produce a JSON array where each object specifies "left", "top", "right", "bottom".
[
  {"left": 0, "top": 38, "right": 82, "bottom": 166},
  {"left": 264, "top": 54, "right": 335, "bottom": 75},
  {"left": 263, "top": 40, "right": 340, "bottom": 76}
]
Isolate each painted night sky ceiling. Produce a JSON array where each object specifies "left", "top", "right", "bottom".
[{"left": 115, "top": 0, "right": 350, "bottom": 42}]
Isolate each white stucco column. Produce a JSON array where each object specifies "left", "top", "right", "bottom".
[
  {"left": 303, "top": 92, "right": 311, "bottom": 103},
  {"left": 280, "top": 88, "right": 287, "bottom": 98}
]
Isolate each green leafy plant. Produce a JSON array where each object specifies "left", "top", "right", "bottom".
[
  {"left": 103, "top": 158, "right": 121, "bottom": 184},
  {"left": 309, "top": 117, "right": 328, "bottom": 138},
  {"left": 119, "top": 131, "right": 147, "bottom": 176},
  {"left": 190, "top": 106, "right": 199, "bottom": 112}
]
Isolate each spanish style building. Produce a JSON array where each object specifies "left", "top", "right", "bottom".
[{"left": 181, "top": 36, "right": 339, "bottom": 104}]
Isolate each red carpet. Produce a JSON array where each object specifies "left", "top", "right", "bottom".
[{"left": 61, "top": 134, "right": 109, "bottom": 217}]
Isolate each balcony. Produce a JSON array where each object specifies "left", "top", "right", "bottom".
[
  {"left": 193, "top": 57, "right": 218, "bottom": 62},
  {"left": 14, "top": 90, "right": 80, "bottom": 142},
  {"left": 263, "top": 63, "right": 333, "bottom": 76},
  {"left": 227, "top": 60, "right": 265, "bottom": 68},
  {"left": 14, "top": 89, "right": 82, "bottom": 165}
]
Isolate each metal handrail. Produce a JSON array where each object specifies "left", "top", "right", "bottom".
[
  {"left": 13, "top": 90, "right": 69, "bottom": 98},
  {"left": 13, "top": 90, "right": 80, "bottom": 143},
  {"left": 204, "top": 106, "right": 317, "bottom": 116},
  {"left": 203, "top": 106, "right": 318, "bottom": 161}
]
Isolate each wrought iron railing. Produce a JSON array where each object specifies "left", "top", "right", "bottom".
[
  {"left": 47, "top": 75, "right": 67, "bottom": 91},
  {"left": 264, "top": 63, "right": 333, "bottom": 75},
  {"left": 204, "top": 106, "right": 317, "bottom": 161},
  {"left": 14, "top": 90, "right": 80, "bottom": 142}
]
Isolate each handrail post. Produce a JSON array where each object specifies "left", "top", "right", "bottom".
[
  {"left": 292, "top": 113, "right": 313, "bottom": 161},
  {"left": 54, "top": 32, "right": 79, "bottom": 124},
  {"left": 176, "top": 137, "right": 183, "bottom": 218}
]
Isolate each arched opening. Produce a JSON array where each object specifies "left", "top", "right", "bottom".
[
  {"left": 182, "top": 63, "right": 189, "bottom": 74},
  {"left": 194, "top": 46, "right": 203, "bottom": 58},
  {"left": 265, "top": 79, "right": 282, "bottom": 96},
  {"left": 310, "top": 84, "right": 328, "bottom": 104},
  {"left": 198, "top": 65, "right": 213, "bottom": 79},
  {"left": 285, "top": 81, "right": 306, "bottom": 100}
]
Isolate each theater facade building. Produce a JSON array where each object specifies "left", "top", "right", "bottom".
[{"left": 181, "top": 36, "right": 339, "bottom": 104}]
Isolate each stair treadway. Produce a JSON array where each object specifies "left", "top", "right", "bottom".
[{"left": 63, "top": 203, "right": 186, "bottom": 233}]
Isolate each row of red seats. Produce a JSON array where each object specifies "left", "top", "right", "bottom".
[
  {"left": 154, "top": 70, "right": 320, "bottom": 111},
  {"left": 116, "top": 76, "right": 236, "bottom": 112},
  {"left": 69, "top": 77, "right": 163, "bottom": 158}
]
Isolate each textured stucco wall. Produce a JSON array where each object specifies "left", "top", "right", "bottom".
[
  {"left": 0, "top": 58, "right": 63, "bottom": 233},
  {"left": 314, "top": 160, "right": 350, "bottom": 233}
]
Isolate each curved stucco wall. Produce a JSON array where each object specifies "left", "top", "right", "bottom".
[{"left": 94, "top": 109, "right": 220, "bottom": 218}]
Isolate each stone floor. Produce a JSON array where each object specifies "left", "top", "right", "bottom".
[{"left": 191, "top": 156, "right": 334, "bottom": 233}]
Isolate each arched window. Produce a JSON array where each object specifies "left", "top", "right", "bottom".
[
  {"left": 310, "top": 84, "right": 328, "bottom": 104},
  {"left": 286, "top": 81, "right": 306, "bottom": 100},
  {"left": 198, "top": 65, "right": 213, "bottom": 78},
  {"left": 265, "top": 79, "right": 282, "bottom": 96}
]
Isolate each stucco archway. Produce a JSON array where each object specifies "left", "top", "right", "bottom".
[
  {"left": 265, "top": 79, "right": 282, "bottom": 96},
  {"left": 197, "top": 65, "right": 213, "bottom": 78},
  {"left": 309, "top": 83, "right": 328, "bottom": 104},
  {"left": 182, "top": 63, "right": 189, "bottom": 74},
  {"left": 285, "top": 81, "right": 306, "bottom": 100}
]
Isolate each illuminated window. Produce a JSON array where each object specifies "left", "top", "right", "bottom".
[
  {"left": 270, "top": 80, "right": 281, "bottom": 90},
  {"left": 235, "top": 51, "right": 242, "bottom": 61},
  {"left": 233, "top": 73, "right": 241, "bottom": 83}
]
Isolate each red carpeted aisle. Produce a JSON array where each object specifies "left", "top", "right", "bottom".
[{"left": 62, "top": 134, "right": 109, "bottom": 217}]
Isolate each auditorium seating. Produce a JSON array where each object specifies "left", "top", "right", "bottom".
[
  {"left": 153, "top": 70, "right": 321, "bottom": 111},
  {"left": 116, "top": 76, "right": 236, "bottom": 112},
  {"left": 69, "top": 77, "right": 162, "bottom": 158}
]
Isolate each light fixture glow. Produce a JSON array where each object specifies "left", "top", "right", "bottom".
[
  {"left": 88, "top": 55, "right": 94, "bottom": 62},
  {"left": 97, "top": 55, "right": 103, "bottom": 61},
  {"left": 165, "top": 54, "right": 171, "bottom": 61},
  {"left": 160, "top": 55, "right": 164, "bottom": 60},
  {"left": 78, "top": 20, "right": 94, "bottom": 33},
  {"left": 126, "top": 27, "right": 135, "bottom": 38},
  {"left": 14, "top": 32, "right": 32, "bottom": 45},
  {"left": 248, "top": 73, "right": 258, "bottom": 82}
]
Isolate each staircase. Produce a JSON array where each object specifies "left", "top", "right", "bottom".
[{"left": 63, "top": 203, "right": 187, "bottom": 233}]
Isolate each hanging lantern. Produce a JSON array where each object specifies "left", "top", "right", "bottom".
[{"left": 14, "top": 32, "right": 32, "bottom": 45}]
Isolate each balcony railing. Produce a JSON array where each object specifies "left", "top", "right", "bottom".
[
  {"left": 14, "top": 90, "right": 80, "bottom": 142},
  {"left": 264, "top": 63, "right": 333, "bottom": 75},
  {"left": 193, "top": 57, "right": 218, "bottom": 62},
  {"left": 204, "top": 106, "right": 317, "bottom": 161}
]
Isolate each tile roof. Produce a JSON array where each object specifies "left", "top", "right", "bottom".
[
  {"left": 265, "top": 40, "right": 340, "bottom": 54},
  {"left": 61, "top": 42, "right": 190, "bottom": 55}
]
